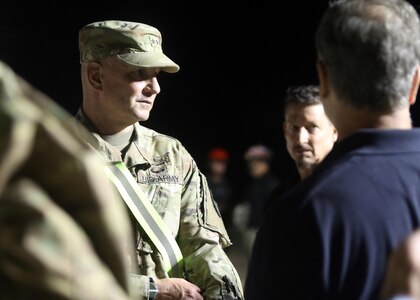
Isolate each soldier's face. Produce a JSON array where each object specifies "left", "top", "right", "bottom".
[
  {"left": 98, "top": 57, "right": 161, "bottom": 124},
  {"left": 283, "top": 103, "right": 337, "bottom": 173}
]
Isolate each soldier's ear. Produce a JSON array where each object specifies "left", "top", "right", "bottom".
[{"left": 87, "top": 62, "right": 103, "bottom": 90}]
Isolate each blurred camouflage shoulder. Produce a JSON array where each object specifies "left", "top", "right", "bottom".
[{"left": 0, "top": 61, "right": 136, "bottom": 299}]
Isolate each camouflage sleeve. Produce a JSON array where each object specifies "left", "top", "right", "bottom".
[
  {"left": 0, "top": 179, "right": 132, "bottom": 300},
  {"left": 0, "top": 60, "right": 137, "bottom": 300},
  {"left": 127, "top": 274, "right": 151, "bottom": 300},
  {"left": 177, "top": 149, "right": 244, "bottom": 300}
]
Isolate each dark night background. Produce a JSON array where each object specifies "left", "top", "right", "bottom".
[{"left": 2, "top": 0, "right": 420, "bottom": 188}]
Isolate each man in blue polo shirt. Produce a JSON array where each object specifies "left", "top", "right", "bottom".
[{"left": 245, "top": 0, "right": 420, "bottom": 299}]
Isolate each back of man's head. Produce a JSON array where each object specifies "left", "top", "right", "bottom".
[{"left": 315, "top": 0, "right": 420, "bottom": 112}]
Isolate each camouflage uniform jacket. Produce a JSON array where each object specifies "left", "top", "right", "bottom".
[
  {"left": 0, "top": 61, "right": 135, "bottom": 299},
  {"left": 75, "top": 108, "right": 244, "bottom": 300}
]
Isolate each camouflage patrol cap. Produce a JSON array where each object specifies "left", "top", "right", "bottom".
[{"left": 79, "top": 20, "right": 180, "bottom": 73}]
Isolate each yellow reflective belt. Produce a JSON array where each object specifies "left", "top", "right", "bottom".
[{"left": 105, "top": 161, "right": 184, "bottom": 277}]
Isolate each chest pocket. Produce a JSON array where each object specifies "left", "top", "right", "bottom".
[
  {"left": 133, "top": 164, "right": 171, "bottom": 218},
  {"left": 132, "top": 156, "right": 182, "bottom": 220},
  {"left": 150, "top": 185, "right": 170, "bottom": 218}
]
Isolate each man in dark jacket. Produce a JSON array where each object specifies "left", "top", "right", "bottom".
[{"left": 245, "top": 0, "right": 420, "bottom": 299}]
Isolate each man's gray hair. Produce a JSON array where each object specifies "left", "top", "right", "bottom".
[{"left": 315, "top": 0, "right": 420, "bottom": 111}]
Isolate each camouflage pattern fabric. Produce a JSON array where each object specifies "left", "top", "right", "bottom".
[
  {"left": 79, "top": 20, "right": 179, "bottom": 73},
  {"left": 75, "top": 109, "right": 244, "bottom": 300},
  {"left": 0, "top": 61, "right": 136, "bottom": 300}
]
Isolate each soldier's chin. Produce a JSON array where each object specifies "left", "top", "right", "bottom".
[{"left": 136, "top": 111, "right": 151, "bottom": 122}]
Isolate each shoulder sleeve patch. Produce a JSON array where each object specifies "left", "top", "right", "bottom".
[{"left": 198, "top": 173, "right": 232, "bottom": 248}]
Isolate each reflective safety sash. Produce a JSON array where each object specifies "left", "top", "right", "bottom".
[{"left": 105, "top": 161, "right": 184, "bottom": 277}]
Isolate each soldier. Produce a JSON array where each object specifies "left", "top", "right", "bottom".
[
  {"left": 0, "top": 60, "right": 135, "bottom": 299},
  {"left": 75, "top": 20, "right": 243, "bottom": 299}
]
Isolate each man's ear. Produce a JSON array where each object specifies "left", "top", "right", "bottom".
[
  {"left": 332, "top": 126, "right": 338, "bottom": 143},
  {"left": 409, "top": 65, "right": 420, "bottom": 105},
  {"left": 317, "top": 60, "right": 329, "bottom": 99},
  {"left": 87, "top": 62, "right": 103, "bottom": 90}
]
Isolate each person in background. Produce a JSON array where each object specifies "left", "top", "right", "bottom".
[
  {"left": 245, "top": 0, "right": 420, "bottom": 299},
  {"left": 232, "top": 144, "right": 279, "bottom": 281},
  {"left": 206, "top": 147, "right": 234, "bottom": 226},
  {"left": 74, "top": 20, "right": 243, "bottom": 299},
  {"left": 241, "top": 144, "right": 280, "bottom": 234},
  {"left": 0, "top": 60, "right": 135, "bottom": 299}
]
